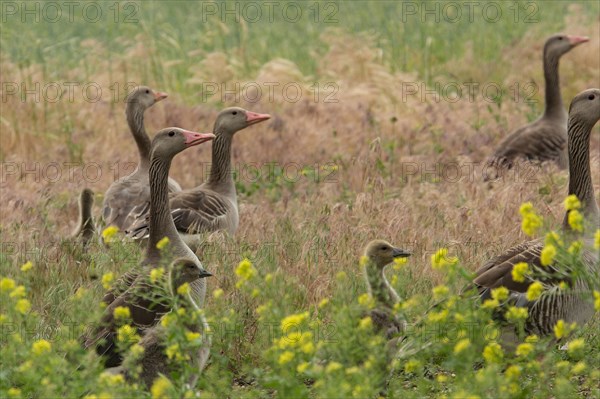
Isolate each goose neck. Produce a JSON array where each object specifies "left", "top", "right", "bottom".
[
  {"left": 363, "top": 260, "right": 399, "bottom": 308},
  {"left": 126, "top": 103, "right": 152, "bottom": 169},
  {"left": 206, "top": 133, "right": 234, "bottom": 189},
  {"left": 542, "top": 53, "right": 565, "bottom": 120}
]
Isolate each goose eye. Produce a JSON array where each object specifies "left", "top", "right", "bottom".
[
  {"left": 588, "top": 94, "right": 595, "bottom": 100},
  {"left": 232, "top": 111, "right": 237, "bottom": 115},
  {"left": 168, "top": 131, "right": 175, "bottom": 137},
  {"left": 380, "top": 246, "right": 388, "bottom": 251},
  {"left": 558, "top": 37, "right": 563, "bottom": 40},
  {"left": 145, "top": 90, "right": 150, "bottom": 94}
]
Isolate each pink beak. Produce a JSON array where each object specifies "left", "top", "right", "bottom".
[
  {"left": 567, "top": 35, "right": 589, "bottom": 46},
  {"left": 245, "top": 111, "right": 271, "bottom": 126},
  {"left": 154, "top": 91, "right": 168, "bottom": 102},
  {"left": 182, "top": 130, "right": 215, "bottom": 147}
]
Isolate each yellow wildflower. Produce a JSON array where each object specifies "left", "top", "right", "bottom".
[
  {"left": 357, "top": 293, "right": 375, "bottom": 309},
  {"left": 564, "top": 195, "right": 581, "bottom": 211},
  {"left": 0, "top": 277, "right": 16, "bottom": 292},
  {"left": 432, "top": 285, "right": 449, "bottom": 300},
  {"left": 571, "top": 361, "right": 586, "bottom": 375},
  {"left": 98, "top": 372, "right": 125, "bottom": 386},
  {"left": 177, "top": 283, "right": 190, "bottom": 295},
  {"left": 325, "top": 361, "right": 343, "bottom": 373},
  {"left": 505, "top": 306, "right": 528, "bottom": 322},
  {"left": 235, "top": 258, "right": 255, "bottom": 281},
  {"left": 431, "top": 248, "right": 458, "bottom": 270},
  {"left": 516, "top": 343, "right": 534, "bottom": 357},
  {"left": 545, "top": 231, "right": 562, "bottom": 246},
  {"left": 185, "top": 331, "right": 201, "bottom": 342},
  {"left": 491, "top": 286, "right": 509, "bottom": 301},
  {"left": 404, "top": 358, "right": 421, "bottom": 373},
  {"left": 482, "top": 299, "right": 500, "bottom": 309},
  {"left": 594, "top": 291, "right": 600, "bottom": 312},
  {"left": 150, "top": 268, "right": 164, "bottom": 283},
  {"left": 526, "top": 281, "right": 544, "bottom": 301},
  {"left": 359, "top": 255, "right": 369, "bottom": 267},
  {"left": 594, "top": 229, "right": 600, "bottom": 249},
  {"left": 393, "top": 256, "right": 408, "bottom": 270},
  {"left": 505, "top": 365, "right": 521, "bottom": 380},
  {"left": 427, "top": 309, "right": 449, "bottom": 323},
  {"left": 101, "top": 226, "right": 119, "bottom": 243},
  {"left": 113, "top": 306, "right": 131, "bottom": 320},
  {"left": 156, "top": 237, "right": 170, "bottom": 250},
  {"left": 150, "top": 375, "right": 173, "bottom": 399},
  {"left": 212, "top": 288, "right": 224, "bottom": 299},
  {"left": 160, "top": 314, "right": 174, "bottom": 328},
  {"left": 520, "top": 202, "right": 542, "bottom": 236},
  {"left": 483, "top": 342, "right": 503, "bottom": 364},
  {"left": 336, "top": 271, "right": 347, "bottom": 280},
  {"left": 346, "top": 366, "right": 360, "bottom": 375},
  {"left": 264, "top": 273, "right": 273, "bottom": 283},
  {"left": 117, "top": 325, "right": 139, "bottom": 344},
  {"left": 9, "top": 285, "right": 26, "bottom": 298},
  {"left": 101, "top": 272, "right": 114, "bottom": 290},
  {"left": 359, "top": 316, "right": 373, "bottom": 330},
  {"left": 15, "top": 299, "right": 31, "bottom": 314},
  {"left": 7, "top": 388, "right": 21, "bottom": 398},
  {"left": 554, "top": 319, "right": 576, "bottom": 340},
  {"left": 525, "top": 334, "right": 539, "bottom": 343},
  {"left": 165, "top": 344, "right": 180, "bottom": 360},
  {"left": 436, "top": 374, "right": 448, "bottom": 383},
  {"left": 251, "top": 288, "right": 260, "bottom": 298},
  {"left": 280, "top": 312, "right": 309, "bottom": 332},
  {"left": 318, "top": 298, "right": 329, "bottom": 309},
  {"left": 20, "top": 261, "right": 33, "bottom": 272},
  {"left": 278, "top": 351, "right": 294, "bottom": 365},
  {"left": 301, "top": 341, "right": 315, "bottom": 354},
  {"left": 568, "top": 209, "right": 584, "bottom": 232},
  {"left": 566, "top": 338, "right": 585, "bottom": 359},
  {"left": 540, "top": 244, "right": 556, "bottom": 266},
  {"left": 511, "top": 262, "right": 529, "bottom": 283},
  {"left": 130, "top": 343, "right": 144, "bottom": 357},
  {"left": 453, "top": 338, "right": 471, "bottom": 354},
  {"left": 31, "top": 339, "right": 51, "bottom": 355},
  {"left": 568, "top": 241, "right": 582, "bottom": 255},
  {"left": 297, "top": 362, "right": 310, "bottom": 373}
]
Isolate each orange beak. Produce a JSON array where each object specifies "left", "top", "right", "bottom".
[
  {"left": 182, "top": 130, "right": 215, "bottom": 147},
  {"left": 245, "top": 111, "right": 271, "bottom": 126},
  {"left": 567, "top": 35, "right": 589, "bottom": 46},
  {"left": 154, "top": 91, "right": 168, "bottom": 102}
]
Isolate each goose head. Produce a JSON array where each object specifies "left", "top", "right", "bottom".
[
  {"left": 544, "top": 34, "right": 589, "bottom": 59},
  {"left": 126, "top": 85, "right": 168, "bottom": 109},
  {"left": 569, "top": 88, "right": 600, "bottom": 126},
  {"left": 364, "top": 239, "right": 411, "bottom": 269},
  {"left": 170, "top": 257, "right": 212, "bottom": 288},
  {"left": 151, "top": 128, "right": 215, "bottom": 160},
  {"left": 214, "top": 107, "right": 271, "bottom": 136}
]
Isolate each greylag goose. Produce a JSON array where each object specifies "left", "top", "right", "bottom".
[
  {"left": 84, "top": 128, "right": 215, "bottom": 367},
  {"left": 127, "top": 107, "right": 270, "bottom": 247},
  {"left": 362, "top": 240, "right": 411, "bottom": 339},
  {"left": 484, "top": 34, "right": 589, "bottom": 180},
  {"left": 71, "top": 188, "right": 95, "bottom": 248},
  {"left": 101, "top": 86, "right": 182, "bottom": 238},
  {"left": 121, "top": 258, "right": 211, "bottom": 388},
  {"left": 475, "top": 88, "right": 600, "bottom": 344}
]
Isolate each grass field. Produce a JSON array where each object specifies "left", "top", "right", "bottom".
[{"left": 1, "top": 0, "right": 600, "bottom": 397}]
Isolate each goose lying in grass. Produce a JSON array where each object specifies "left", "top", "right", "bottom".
[
  {"left": 475, "top": 88, "right": 600, "bottom": 345},
  {"left": 484, "top": 34, "right": 589, "bottom": 180}
]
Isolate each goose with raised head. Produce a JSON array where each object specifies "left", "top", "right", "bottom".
[
  {"left": 101, "top": 86, "right": 182, "bottom": 238},
  {"left": 84, "top": 128, "right": 215, "bottom": 367},
  {"left": 475, "top": 88, "right": 600, "bottom": 345},
  {"left": 484, "top": 34, "right": 589, "bottom": 180},
  {"left": 71, "top": 188, "right": 95, "bottom": 248},
  {"left": 127, "top": 107, "right": 270, "bottom": 248},
  {"left": 119, "top": 257, "right": 212, "bottom": 388},
  {"left": 362, "top": 239, "right": 411, "bottom": 339}
]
